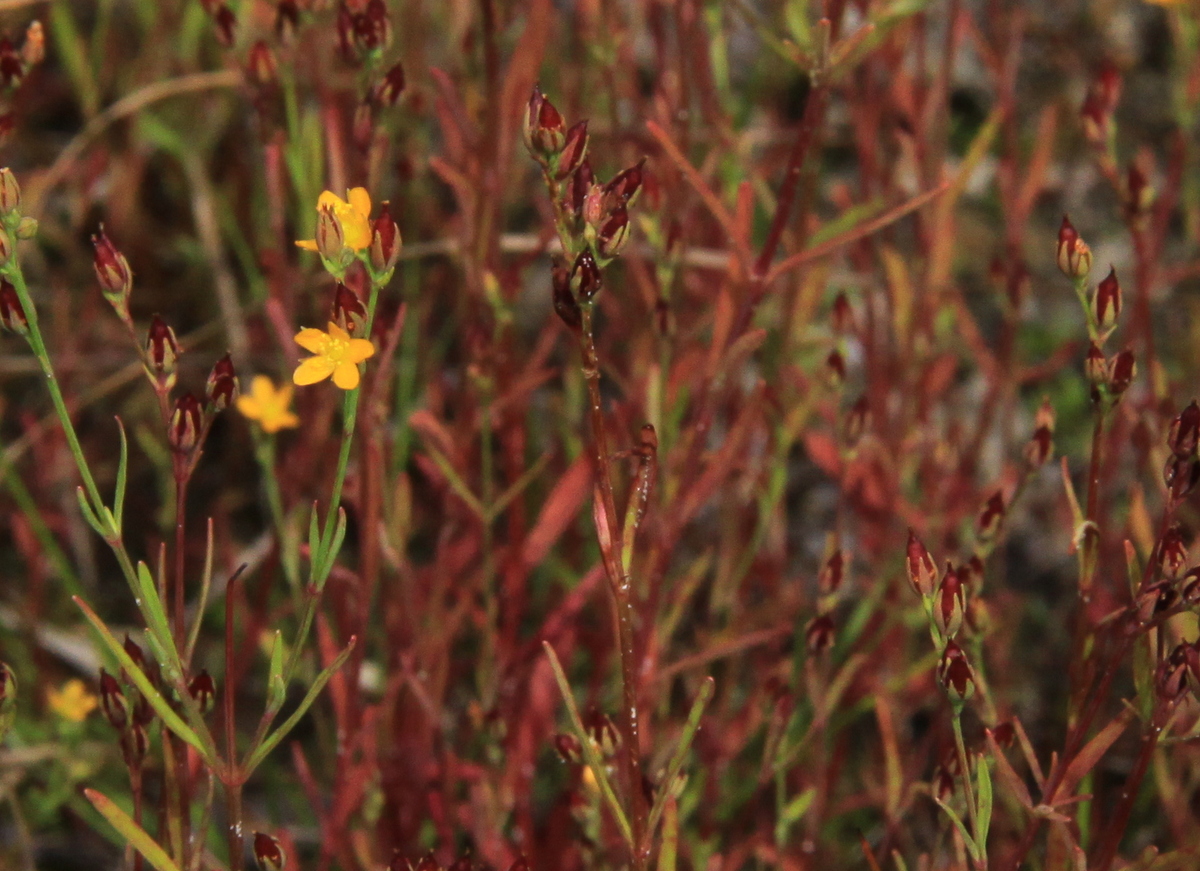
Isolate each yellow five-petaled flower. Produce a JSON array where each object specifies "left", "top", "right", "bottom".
[
  {"left": 296, "top": 188, "right": 373, "bottom": 252},
  {"left": 293, "top": 322, "right": 375, "bottom": 391},
  {"left": 236, "top": 375, "right": 300, "bottom": 433},
  {"left": 47, "top": 679, "right": 98, "bottom": 723}
]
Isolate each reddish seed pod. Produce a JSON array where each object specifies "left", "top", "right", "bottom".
[
  {"left": 332, "top": 283, "right": 368, "bottom": 335},
  {"left": 551, "top": 260, "right": 581, "bottom": 332},
  {"left": 976, "top": 491, "right": 1005, "bottom": 542},
  {"left": 1157, "top": 525, "right": 1188, "bottom": 580},
  {"left": 569, "top": 250, "right": 602, "bottom": 302},
  {"left": 989, "top": 721, "right": 1016, "bottom": 748},
  {"left": 1164, "top": 456, "right": 1200, "bottom": 501},
  {"left": 523, "top": 86, "right": 566, "bottom": 159},
  {"left": 604, "top": 159, "right": 646, "bottom": 205},
  {"left": 92, "top": 227, "right": 133, "bottom": 303},
  {"left": 596, "top": 206, "right": 630, "bottom": 259},
  {"left": 246, "top": 41, "right": 278, "bottom": 87},
  {"left": 566, "top": 157, "right": 594, "bottom": 218},
  {"left": 584, "top": 710, "right": 621, "bottom": 756},
  {"left": 188, "top": 670, "right": 216, "bottom": 715},
  {"left": 370, "top": 207, "right": 401, "bottom": 275},
  {"left": 275, "top": 0, "right": 299, "bottom": 43},
  {"left": 1158, "top": 644, "right": 1191, "bottom": 703},
  {"left": 1084, "top": 341, "right": 1107, "bottom": 387},
  {"left": 212, "top": 4, "right": 236, "bottom": 47},
  {"left": 1024, "top": 425, "right": 1053, "bottom": 468},
  {"left": 145, "top": 316, "right": 180, "bottom": 382},
  {"left": 554, "top": 120, "right": 589, "bottom": 181},
  {"left": 123, "top": 722, "right": 149, "bottom": 769},
  {"left": 372, "top": 62, "right": 406, "bottom": 107},
  {"left": 553, "top": 733, "right": 582, "bottom": 763},
  {"left": 1107, "top": 348, "right": 1136, "bottom": 396},
  {"left": 819, "top": 550, "right": 845, "bottom": 595}
]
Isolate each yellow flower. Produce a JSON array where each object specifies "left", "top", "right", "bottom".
[
  {"left": 293, "top": 322, "right": 375, "bottom": 390},
  {"left": 47, "top": 679, "right": 98, "bottom": 723},
  {"left": 236, "top": 375, "right": 300, "bottom": 433},
  {"left": 296, "top": 188, "right": 373, "bottom": 252}
]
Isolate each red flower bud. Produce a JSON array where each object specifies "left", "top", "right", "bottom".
[
  {"left": 212, "top": 4, "right": 237, "bottom": 47},
  {"left": 1084, "top": 341, "right": 1107, "bottom": 387},
  {"left": 254, "top": 832, "right": 287, "bottom": 871},
  {"left": 584, "top": 710, "right": 621, "bottom": 757},
  {"left": 122, "top": 722, "right": 149, "bottom": 769},
  {"left": 596, "top": 206, "right": 630, "bottom": 259},
  {"left": 805, "top": 613, "right": 835, "bottom": 655},
  {"left": 1107, "top": 348, "right": 1136, "bottom": 397},
  {"left": 976, "top": 491, "right": 1005, "bottom": 542},
  {"left": 1122, "top": 162, "right": 1153, "bottom": 223},
  {"left": 551, "top": 261, "right": 581, "bottom": 332},
  {"left": 938, "top": 639, "right": 975, "bottom": 703},
  {"left": 1056, "top": 215, "right": 1092, "bottom": 279},
  {"left": 275, "top": 0, "right": 299, "bottom": 43},
  {"left": 169, "top": 393, "right": 204, "bottom": 455},
  {"left": 566, "top": 158, "right": 595, "bottom": 219},
  {"left": 1093, "top": 267, "right": 1121, "bottom": 336},
  {"left": 0, "top": 167, "right": 21, "bottom": 215},
  {"left": 819, "top": 550, "right": 844, "bottom": 595},
  {"left": 246, "top": 41, "right": 278, "bottom": 87},
  {"left": 188, "top": 670, "right": 216, "bottom": 715},
  {"left": 99, "top": 669, "right": 128, "bottom": 730},
  {"left": 1025, "top": 425, "right": 1053, "bottom": 468},
  {"left": 906, "top": 529, "right": 938, "bottom": 598},
  {"left": 554, "top": 120, "right": 589, "bottom": 181},
  {"left": 569, "top": 250, "right": 602, "bottom": 302},
  {"left": 332, "top": 283, "right": 368, "bottom": 335},
  {"left": 523, "top": 86, "right": 566, "bottom": 160},
  {"left": 145, "top": 316, "right": 180, "bottom": 383},
  {"left": 935, "top": 564, "right": 965, "bottom": 638},
  {"left": 0, "top": 278, "right": 27, "bottom": 335},
  {"left": 92, "top": 228, "right": 133, "bottom": 303},
  {"left": 205, "top": 353, "right": 239, "bottom": 412},
  {"left": 553, "top": 733, "right": 583, "bottom": 763},
  {"left": 370, "top": 206, "right": 401, "bottom": 275},
  {"left": 604, "top": 159, "right": 646, "bottom": 205},
  {"left": 1081, "top": 61, "right": 1121, "bottom": 146},
  {"left": 1169, "top": 401, "right": 1200, "bottom": 459},
  {"left": 1157, "top": 524, "right": 1188, "bottom": 580},
  {"left": 372, "top": 62, "right": 406, "bottom": 107}
]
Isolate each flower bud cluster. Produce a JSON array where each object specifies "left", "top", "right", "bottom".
[{"left": 338, "top": 0, "right": 392, "bottom": 63}]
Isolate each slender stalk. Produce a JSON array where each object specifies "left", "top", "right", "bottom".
[
  {"left": 1091, "top": 714, "right": 1163, "bottom": 871},
  {"left": 224, "top": 572, "right": 244, "bottom": 871},
  {"left": 952, "top": 713, "right": 985, "bottom": 869},
  {"left": 578, "top": 304, "right": 648, "bottom": 867}
]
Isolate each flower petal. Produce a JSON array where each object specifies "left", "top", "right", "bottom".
[
  {"left": 235, "top": 394, "right": 262, "bottom": 420},
  {"left": 294, "top": 356, "right": 336, "bottom": 385},
  {"left": 250, "top": 375, "right": 275, "bottom": 402},
  {"left": 294, "top": 327, "right": 329, "bottom": 354},
  {"left": 347, "top": 187, "right": 371, "bottom": 218},
  {"left": 295, "top": 239, "right": 319, "bottom": 251},
  {"left": 326, "top": 321, "right": 350, "bottom": 342},
  {"left": 262, "top": 409, "right": 300, "bottom": 434},
  {"left": 332, "top": 361, "right": 361, "bottom": 390},
  {"left": 317, "top": 190, "right": 346, "bottom": 211},
  {"left": 347, "top": 338, "right": 376, "bottom": 363}
]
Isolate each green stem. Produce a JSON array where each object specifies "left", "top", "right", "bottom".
[{"left": 952, "top": 711, "right": 984, "bottom": 869}]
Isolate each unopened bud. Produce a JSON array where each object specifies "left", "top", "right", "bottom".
[
  {"left": 554, "top": 733, "right": 583, "bottom": 763},
  {"left": 1122, "top": 162, "right": 1154, "bottom": 223},
  {"left": 168, "top": 393, "right": 204, "bottom": 455},
  {"left": 1107, "top": 348, "right": 1136, "bottom": 397},
  {"left": 254, "top": 832, "right": 287, "bottom": 871},
  {"left": 552, "top": 261, "right": 581, "bottom": 332},
  {"left": 554, "top": 120, "right": 589, "bottom": 181},
  {"left": 805, "top": 613, "right": 835, "bottom": 654},
  {"left": 604, "top": 159, "right": 646, "bottom": 205},
  {"left": 188, "top": 670, "right": 216, "bottom": 715},
  {"left": 122, "top": 721, "right": 150, "bottom": 769},
  {"left": 0, "top": 279, "right": 27, "bottom": 335},
  {"left": 934, "top": 565, "right": 965, "bottom": 638},
  {"left": 1093, "top": 267, "right": 1121, "bottom": 337},
  {"left": 1084, "top": 341, "right": 1107, "bottom": 387},
  {"left": 212, "top": 4, "right": 236, "bottom": 47},
  {"left": 1157, "top": 524, "right": 1188, "bottom": 580},
  {"left": 92, "top": 228, "right": 133, "bottom": 321},
  {"left": 938, "top": 639, "right": 976, "bottom": 704},
  {"left": 584, "top": 710, "right": 621, "bottom": 757},
  {"left": 976, "top": 491, "right": 1005, "bottom": 542},
  {"left": 596, "top": 206, "right": 630, "bottom": 259},
  {"left": 1081, "top": 61, "right": 1121, "bottom": 146},
  {"left": 818, "top": 550, "right": 844, "bottom": 595},
  {"left": 0, "top": 167, "right": 20, "bottom": 215},
  {"left": 906, "top": 530, "right": 938, "bottom": 598},
  {"left": 523, "top": 86, "right": 566, "bottom": 159},
  {"left": 98, "top": 669, "right": 128, "bottom": 730},
  {"left": 316, "top": 204, "right": 346, "bottom": 262},
  {"left": 370, "top": 207, "right": 401, "bottom": 275},
  {"left": 247, "top": 41, "right": 278, "bottom": 86},
  {"left": 566, "top": 158, "right": 594, "bottom": 219},
  {"left": 205, "top": 353, "right": 239, "bottom": 412},
  {"left": 569, "top": 250, "right": 602, "bottom": 302},
  {"left": 1056, "top": 215, "right": 1092, "bottom": 279},
  {"left": 1168, "top": 401, "right": 1200, "bottom": 458},
  {"left": 275, "top": 0, "right": 299, "bottom": 43},
  {"left": 1025, "top": 425, "right": 1053, "bottom": 468},
  {"left": 332, "top": 283, "right": 368, "bottom": 335},
  {"left": 145, "top": 316, "right": 180, "bottom": 383},
  {"left": 372, "top": 62, "right": 406, "bottom": 107}
]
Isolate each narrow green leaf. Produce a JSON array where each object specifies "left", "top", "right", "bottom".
[
  {"left": 244, "top": 635, "right": 357, "bottom": 776},
  {"left": 113, "top": 417, "right": 129, "bottom": 530},
  {"left": 307, "top": 500, "right": 322, "bottom": 569},
  {"left": 657, "top": 799, "right": 678, "bottom": 871},
  {"left": 75, "top": 485, "right": 107, "bottom": 537},
  {"left": 135, "top": 561, "right": 181, "bottom": 680},
  {"left": 780, "top": 787, "right": 815, "bottom": 824},
  {"left": 85, "top": 789, "right": 181, "bottom": 871},
  {"left": 327, "top": 507, "right": 348, "bottom": 576},
  {"left": 266, "top": 630, "right": 286, "bottom": 713},
  {"left": 425, "top": 444, "right": 485, "bottom": 518},
  {"left": 647, "top": 676, "right": 714, "bottom": 838},
  {"left": 977, "top": 752, "right": 993, "bottom": 850},
  {"left": 934, "top": 796, "right": 980, "bottom": 861},
  {"left": 74, "top": 597, "right": 214, "bottom": 765},
  {"left": 542, "top": 641, "right": 635, "bottom": 848}
]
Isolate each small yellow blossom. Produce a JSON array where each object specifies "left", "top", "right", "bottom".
[
  {"left": 296, "top": 188, "right": 373, "bottom": 252},
  {"left": 293, "top": 322, "right": 375, "bottom": 390},
  {"left": 47, "top": 679, "right": 98, "bottom": 722},
  {"left": 236, "top": 376, "right": 300, "bottom": 433}
]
